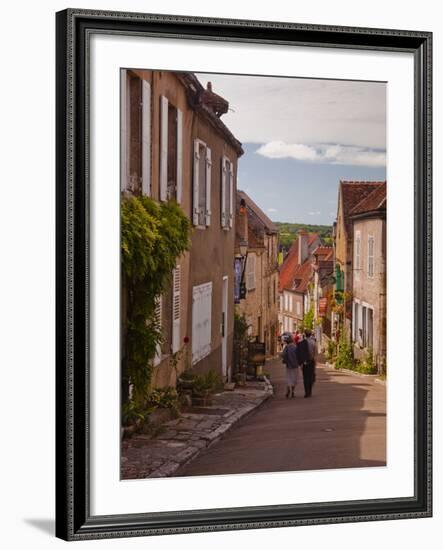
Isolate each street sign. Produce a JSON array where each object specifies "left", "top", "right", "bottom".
[{"left": 247, "top": 341, "right": 266, "bottom": 366}]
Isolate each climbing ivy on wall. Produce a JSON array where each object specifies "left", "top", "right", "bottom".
[{"left": 121, "top": 196, "right": 191, "bottom": 407}]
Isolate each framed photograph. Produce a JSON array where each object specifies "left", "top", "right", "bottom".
[{"left": 56, "top": 8, "right": 432, "bottom": 541}]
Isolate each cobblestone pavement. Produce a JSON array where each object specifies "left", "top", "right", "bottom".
[{"left": 121, "top": 378, "right": 273, "bottom": 479}]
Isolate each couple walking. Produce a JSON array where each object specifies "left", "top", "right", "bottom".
[{"left": 281, "top": 330, "right": 317, "bottom": 398}]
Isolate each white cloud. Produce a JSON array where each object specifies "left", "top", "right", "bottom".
[
  {"left": 197, "top": 73, "right": 386, "bottom": 149},
  {"left": 309, "top": 211, "right": 321, "bottom": 216},
  {"left": 267, "top": 207, "right": 278, "bottom": 213},
  {"left": 256, "top": 141, "right": 386, "bottom": 167},
  {"left": 257, "top": 142, "right": 318, "bottom": 161}
]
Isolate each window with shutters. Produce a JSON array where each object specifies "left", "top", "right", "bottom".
[
  {"left": 192, "top": 282, "right": 212, "bottom": 364},
  {"left": 296, "top": 301, "right": 301, "bottom": 316},
  {"left": 362, "top": 306, "right": 367, "bottom": 347},
  {"left": 172, "top": 266, "right": 181, "bottom": 353},
  {"left": 128, "top": 73, "right": 142, "bottom": 194},
  {"left": 353, "top": 301, "right": 359, "bottom": 343},
  {"left": 246, "top": 253, "right": 256, "bottom": 290},
  {"left": 221, "top": 156, "right": 233, "bottom": 229},
  {"left": 160, "top": 95, "right": 183, "bottom": 203},
  {"left": 121, "top": 70, "right": 151, "bottom": 195},
  {"left": 367, "top": 308, "right": 374, "bottom": 349},
  {"left": 355, "top": 230, "right": 361, "bottom": 270},
  {"left": 193, "top": 139, "right": 212, "bottom": 227},
  {"left": 367, "top": 235, "right": 375, "bottom": 277}
]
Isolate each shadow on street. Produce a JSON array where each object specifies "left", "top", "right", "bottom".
[{"left": 176, "top": 357, "right": 386, "bottom": 477}]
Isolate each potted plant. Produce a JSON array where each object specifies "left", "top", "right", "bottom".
[{"left": 191, "top": 371, "right": 222, "bottom": 406}]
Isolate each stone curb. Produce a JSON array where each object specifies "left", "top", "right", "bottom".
[{"left": 147, "top": 377, "right": 274, "bottom": 478}]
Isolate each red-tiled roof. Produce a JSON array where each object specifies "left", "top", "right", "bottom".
[
  {"left": 350, "top": 182, "right": 387, "bottom": 216},
  {"left": 237, "top": 191, "right": 278, "bottom": 234},
  {"left": 313, "top": 246, "right": 332, "bottom": 258},
  {"left": 291, "top": 261, "right": 313, "bottom": 294},
  {"left": 339, "top": 181, "right": 386, "bottom": 235},
  {"left": 279, "top": 239, "right": 298, "bottom": 291},
  {"left": 279, "top": 233, "right": 320, "bottom": 293}
]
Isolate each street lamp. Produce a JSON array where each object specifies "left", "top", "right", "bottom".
[{"left": 239, "top": 239, "right": 248, "bottom": 259}]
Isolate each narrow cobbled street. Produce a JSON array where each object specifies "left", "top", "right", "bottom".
[{"left": 175, "top": 357, "right": 386, "bottom": 477}]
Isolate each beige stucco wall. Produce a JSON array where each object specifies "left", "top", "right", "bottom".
[
  {"left": 280, "top": 289, "right": 304, "bottom": 333},
  {"left": 186, "top": 106, "right": 238, "bottom": 379},
  {"left": 127, "top": 69, "right": 239, "bottom": 386},
  {"left": 237, "top": 232, "right": 279, "bottom": 356},
  {"left": 352, "top": 216, "right": 386, "bottom": 368}
]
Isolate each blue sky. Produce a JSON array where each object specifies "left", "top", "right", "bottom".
[
  {"left": 238, "top": 143, "right": 386, "bottom": 225},
  {"left": 197, "top": 72, "right": 386, "bottom": 226}
]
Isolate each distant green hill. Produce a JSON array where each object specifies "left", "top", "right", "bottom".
[{"left": 274, "top": 222, "right": 333, "bottom": 250}]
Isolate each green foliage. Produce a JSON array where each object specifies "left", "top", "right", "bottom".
[
  {"left": 121, "top": 196, "right": 191, "bottom": 408},
  {"left": 233, "top": 311, "right": 250, "bottom": 374},
  {"left": 355, "top": 348, "right": 377, "bottom": 374},
  {"left": 326, "top": 339, "right": 336, "bottom": 362},
  {"left": 335, "top": 334, "right": 354, "bottom": 370},
  {"left": 234, "top": 311, "right": 250, "bottom": 343},
  {"left": 192, "top": 370, "right": 223, "bottom": 396},
  {"left": 122, "top": 399, "right": 150, "bottom": 427},
  {"left": 274, "top": 222, "right": 333, "bottom": 251},
  {"left": 146, "top": 387, "right": 180, "bottom": 410},
  {"left": 300, "top": 307, "right": 314, "bottom": 332}
]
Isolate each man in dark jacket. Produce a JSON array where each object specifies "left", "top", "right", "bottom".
[{"left": 302, "top": 329, "right": 317, "bottom": 397}]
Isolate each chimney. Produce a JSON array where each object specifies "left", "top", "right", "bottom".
[
  {"left": 298, "top": 231, "right": 309, "bottom": 264},
  {"left": 239, "top": 197, "right": 248, "bottom": 242}
]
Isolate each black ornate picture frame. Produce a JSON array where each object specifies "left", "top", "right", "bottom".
[{"left": 55, "top": 8, "right": 432, "bottom": 541}]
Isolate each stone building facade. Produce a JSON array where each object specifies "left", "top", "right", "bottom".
[
  {"left": 311, "top": 246, "right": 334, "bottom": 352},
  {"left": 350, "top": 183, "right": 387, "bottom": 371},
  {"left": 121, "top": 68, "right": 243, "bottom": 388},
  {"left": 278, "top": 232, "right": 321, "bottom": 335},
  {"left": 334, "top": 180, "right": 386, "bottom": 340},
  {"left": 235, "top": 191, "right": 279, "bottom": 357}
]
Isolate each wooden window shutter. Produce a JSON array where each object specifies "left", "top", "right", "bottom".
[
  {"left": 205, "top": 147, "right": 212, "bottom": 226},
  {"left": 172, "top": 266, "right": 181, "bottom": 353},
  {"left": 192, "top": 282, "right": 212, "bottom": 364},
  {"left": 368, "top": 236, "right": 374, "bottom": 277},
  {"left": 160, "top": 95, "right": 168, "bottom": 201},
  {"left": 120, "top": 69, "right": 128, "bottom": 192},
  {"left": 176, "top": 109, "right": 183, "bottom": 204},
  {"left": 221, "top": 156, "right": 227, "bottom": 227},
  {"left": 192, "top": 139, "right": 200, "bottom": 225},
  {"left": 153, "top": 295, "right": 162, "bottom": 366},
  {"left": 141, "top": 80, "right": 151, "bottom": 196},
  {"left": 229, "top": 160, "right": 234, "bottom": 228}
]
